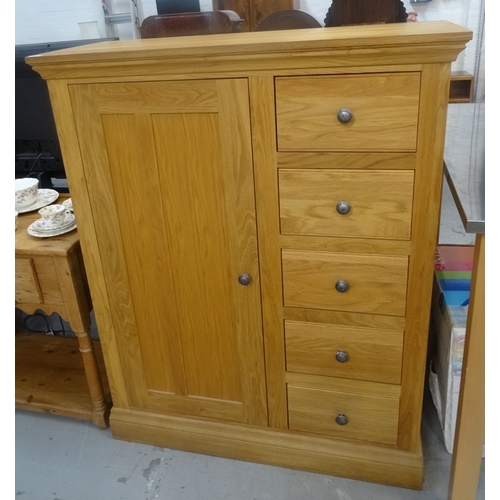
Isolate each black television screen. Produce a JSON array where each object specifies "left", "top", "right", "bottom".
[{"left": 15, "top": 38, "right": 118, "bottom": 191}]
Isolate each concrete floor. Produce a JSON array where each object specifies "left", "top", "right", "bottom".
[{"left": 14, "top": 181, "right": 486, "bottom": 499}]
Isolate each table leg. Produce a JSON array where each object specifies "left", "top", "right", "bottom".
[
  {"left": 55, "top": 252, "right": 110, "bottom": 429},
  {"left": 448, "top": 233, "right": 485, "bottom": 500},
  {"left": 74, "top": 328, "right": 110, "bottom": 429}
]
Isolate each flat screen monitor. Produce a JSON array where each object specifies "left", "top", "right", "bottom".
[
  {"left": 156, "top": 0, "right": 201, "bottom": 15},
  {"left": 15, "top": 38, "right": 118, "bottom": 191}
]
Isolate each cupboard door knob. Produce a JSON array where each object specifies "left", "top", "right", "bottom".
[
  {"left": 335, "top": 350, "right": 349, "bottom": 363},
  {"left": 335, "top": 280, "right": 349, "bottom": 293},
  {"left": 337, "top": 108, "right": 353, "bottom": 124},
  {"left": 335, "top": 413, "right": 348, "bottom": 426},
  {"left": 238, "top": 273, "right": 251, "bottom": 286},
  {"left": 336, "top": 201, "right": 351, "bottom": 215}
]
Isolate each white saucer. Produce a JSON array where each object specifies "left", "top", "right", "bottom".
[
  {"left": 16, "top": 189, "right": 59, "bottom": 214},
  {"left": 27, "top": 217, "right": 77, "bottom": 238},
  {"left": 32, "top": 213, "right": 76, "bottom": 233}
]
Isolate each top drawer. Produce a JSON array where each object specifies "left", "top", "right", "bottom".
[{"left": 275, "top": 73, "right": 420, "bottom": 152}]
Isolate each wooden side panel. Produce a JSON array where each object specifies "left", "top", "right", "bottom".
[
  {"left": 398, "top": 63, "right": 452, "bottom": 451},
  {"left": 15, "top": 258, "right": 43, "bottom": 304},
  {"left": 69, "top": 84, "right": 150, "bottom": 410},
  {"left": 48, "top": 80, "right": 130, "bottom": 410}
]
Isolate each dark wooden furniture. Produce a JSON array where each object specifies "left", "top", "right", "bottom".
[
  {"left": 213, "top": 0, "right": 293, "bottom": 31},
  {"left": 449, "top": 71, "right": 474, "bottom": 103},
  {"left": 140, "top": 11, "right": 243, "bottom": 38},
  {"left": 324, "top": 0, "right": 408, "bottom": 26},
  {"left": 255, "top": 10, "right": 321, "bottom": 31}
]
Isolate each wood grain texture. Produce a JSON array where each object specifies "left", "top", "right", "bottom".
[
  {"left": 28, "top": 22, "right": 471, "bottom": 82},
  {"left": 249, "top": 76, "right": 288, "bottom": 429},
  {"left": 277, "top": 151, "right": 417, "bottom": 170},
  {"left": 282, "top": 249, "right": 408, "bottom": 316},
  {"left": 397, "top": 63, "right": 452, "bottom": 451},
  {"left": 275, "top": 73, "right": 420, "bottom": 151},
  {"left": 47, "top": 81, "right": 129, "bottom": 410},
  {"left": 285, "top": 320, "right": 403, "bottom": 384},
  {"left": 287, "top": 384, "right": 400, "bottom": 445},
  {"left": 279, "top": 169, "right": 414, "bottom": 239},
  {"left": 71, "top": 78, "right": 267, "bottom": 425},
  {"left": 110, "top": 406, "right": 424, "bottom": 489}
]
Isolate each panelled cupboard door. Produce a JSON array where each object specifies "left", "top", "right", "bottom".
[{"left": 69, "top": 78, "right": 268, "bottom": 426}]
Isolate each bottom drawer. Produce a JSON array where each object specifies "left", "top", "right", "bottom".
[{"left": 287, "top": 384, "right": 400, "bottom": 445}]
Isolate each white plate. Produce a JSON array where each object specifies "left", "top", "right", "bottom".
[
  {"left": 16, "top": 189, "right": 59, "bottom": 213},
  {"left": 27, "top": 220, "right": 77, "bottom": 238},
  {"left": 32, "top": 213, "right": 76, "bottom": 233}
]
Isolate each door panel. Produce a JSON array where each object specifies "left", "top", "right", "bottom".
[{"left": 70, "top": 79, "right": 268, "bottom": 425}]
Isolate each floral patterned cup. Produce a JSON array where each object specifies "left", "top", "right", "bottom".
[
  {"left": 38, "top": 204, "right": 71, "bottom": 230},
  {"left": 15, "top": 178, "right": 39, "bottom": 209}
]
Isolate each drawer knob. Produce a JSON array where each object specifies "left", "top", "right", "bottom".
[
  {"left": 335, "top": 413, "right": 349, "bottom": 426},
  {"left": 336, "top": 201, "right": 351, "bottom": 215},
  {"left": 238, "top": 273, "right": 251, "bottom": 286},
  {"left": 335, "top": 280, "right": 350, "bottom": 293},
  {"left": 335, "top": 350, "right": 349, "bottom": 363},
  {"left": 337, "top": 108, "right": 353, "bottom": 124}
]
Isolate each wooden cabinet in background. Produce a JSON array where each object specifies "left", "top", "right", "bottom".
[
  {"left": 213, "top": 0, "right": 293, "bottom": 31},
  {"left": 28, "top": 21, "right": 472, "bottom": 489}
]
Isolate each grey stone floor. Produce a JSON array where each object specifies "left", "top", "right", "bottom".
[
  {"left": 14, "top": 181, "right": 486, "bottom": 499},
  {"left": 14, "top": 388, "right": 485, "bottom": 500}
]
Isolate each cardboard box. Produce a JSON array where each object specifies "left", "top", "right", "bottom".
[{"left": 428, "top": 245, "right": 481, "bottom": 455}]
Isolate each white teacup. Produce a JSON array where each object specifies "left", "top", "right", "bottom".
[
  {"left": 15, "top": 178, "right": 39, "bottom": 209},
  {"left": 38, "top": 204, "right": 71, "bottom": 230}
]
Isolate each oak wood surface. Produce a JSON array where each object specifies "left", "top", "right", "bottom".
[
  {"left": 285, "top": 320, "right": 403, "bottom": 384},
  {"left": 287, "top": 384, "right": 400, "bottom": 445},
  {"left": 279, "top": 169, "right": 414, "bottom": 239},
  {"left": 28, "top": 22, "right": 473, "bottom": 488},
  {"left": 282, "top": 249, "right": 408, "bottom": 315},
  {"left": 69, "top": 78, "right": 268, "bottom": 425},
  {"left": 275, "top": 73, "right": 420, "bottom": 151}
]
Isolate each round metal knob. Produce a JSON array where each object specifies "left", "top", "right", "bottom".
[
  {"left": 336, "top": 201, "right": 351, "bottom": 215},
  {"left": 337, "top": 108, "right": 353, "bottom": 124},
  {"left": 238, "top": 273, "right": 251, "bottom": 286},
  {"left": 335, "top": 350, "right": 349, "bottom": 363},
  {"left": 335, "top": 413, "right": 348, "bottom": 426},
  {"left": 335, "top": 280, "right": 350, "bottom": 293}
]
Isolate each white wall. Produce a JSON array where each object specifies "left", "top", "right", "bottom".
[{"left": 15, "top": 0, "right": 484, "bottom": 100}]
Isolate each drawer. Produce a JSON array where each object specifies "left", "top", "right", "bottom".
[
  {"left": 279, "top": 169, "right": 414, "bottom": 239},
  {"left": 287, "top": 384, "right": 399, "bottom": 445},
  {"left": 285, "top": 320, "right": 403, "bottom": 384},
  {"left": 282, "top": 249, "right": 408, "bottom": 316},
  {"left": 275, "top": 73, "right": 420, "bottom": 151}
]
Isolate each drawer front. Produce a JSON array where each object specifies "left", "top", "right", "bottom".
[
  {"left": 279, "top": 169, "right": 414, "bottom": 239},
  {"left": 282, "top": 249, "right": 408, "bottom": 316},
  {"left": 275, "top": 73, "right": 420, "bottom": 151},
  {"left": 287, "top": 384, "right": 399, "bottom": 445},
  {"left": 15, "top": 258, "right": 43, "bottom": 304},
  {"left": 285, "top": 320, "right": 403, "bottom": 384}
]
